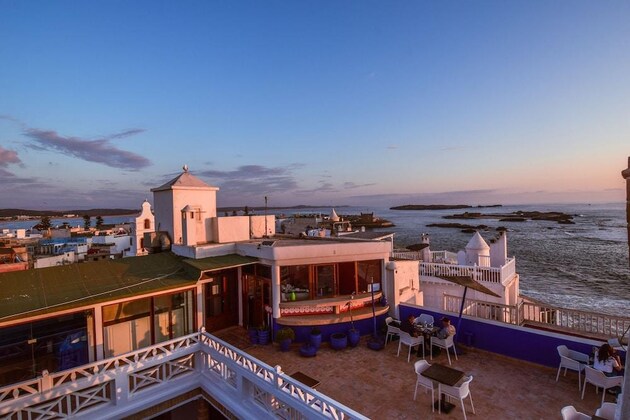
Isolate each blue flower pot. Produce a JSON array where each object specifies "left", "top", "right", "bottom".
[
  {"left": 248, "top": 328, "right": 258, "bottom": 345},
  {"left": 348, "top": 329, "right": 360, "bottom": 347},
  {"left": 330, "top": 333, "right": 348, "bottom": 350},
  {"left": 257, "top": 329, "right": 270, "bottom": 345},
  {"left": 279, "top": 338, "right": 292, "bottom": 352},
  {"left": 300, "top": 343, "right": 317, "bottom": 357},
  {"left": 310, "top": 333, "right": 322, "bottom": 350}
]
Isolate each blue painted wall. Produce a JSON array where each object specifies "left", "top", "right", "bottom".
[
  {"left": 399, "top": 304, "right": 618, "bottom": 368},
  {"left": 273, "top": 315, "right": 387, "bottom": 343}
]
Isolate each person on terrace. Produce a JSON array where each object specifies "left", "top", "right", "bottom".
[
  {"left": 400, "top": 314, "right": 423, "bottom": 357},
  {"left": 594, "top": 343, "right": 624, "bottom": 377},
  {"left": 436, "top": 317, "right": 456, "bottom": 339}
]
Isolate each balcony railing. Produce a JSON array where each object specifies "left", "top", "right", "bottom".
[
  {"left": 421, "top": 258, "right": 516, "bottom": 285},
  {"left": 0, "top": 330, "right": 367, "bottom": 420},
  {"left": 442, "top": 293, "right": 630, "bottom": 340}
]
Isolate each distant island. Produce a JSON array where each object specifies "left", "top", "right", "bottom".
[
  {"left": 442, "top": 210, "right": 575, "bottom": 224},
  {"left": 0, "top": 208, "right": 139, "bottom": 218},
  {"left": 390, "top": 204, "right": 502, "bottom": 211}
]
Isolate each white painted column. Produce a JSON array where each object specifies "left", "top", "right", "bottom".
[
  {"left": 237, "top": 267, "right": 243, "bottom": 326},
  {"left": 196, "top": 283, "right": 204, "bottom": 330},
  {"left": 271, "top": 264, "right": 281, "bottom": 319},
  {"left": 94, "top": 304, "right": 104, "bottom": 361}
]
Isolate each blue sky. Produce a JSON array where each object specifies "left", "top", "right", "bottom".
[{"left": 1, "top": 1, "right": 629, "bottom": 209}]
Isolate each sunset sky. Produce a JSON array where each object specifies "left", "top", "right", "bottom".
[{"left": 1, "top": 1, "right": 629, "bottom": 209}]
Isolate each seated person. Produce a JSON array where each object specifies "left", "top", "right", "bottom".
[
  {"left": 436, "top": 317, "right": 456, "bottom": 339},
  {"left": 400, "top": 314, "right": 423, "bottom": 357},
  {"left": 594, "top": 343, "right": 624, "bottom": 377}
]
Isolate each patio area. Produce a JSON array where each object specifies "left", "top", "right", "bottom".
[{"left": 215, "top": 327, "right": 615, "bottom": 419}]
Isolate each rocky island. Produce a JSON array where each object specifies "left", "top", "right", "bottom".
[
  {"left": 442, "top": 210, "right": 575, "bottom": 224},
  {"left": 390, "top": 204, "right": 502, "bottom": 210}
]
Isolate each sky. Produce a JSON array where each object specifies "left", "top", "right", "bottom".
[{"left": 1, "top": 1, "right": 629, "bottom": 210}]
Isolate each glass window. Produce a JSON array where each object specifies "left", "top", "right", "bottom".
[
  {"left": 154, "top": 290, "right": 194, "bottom": 343},
  {"left": 357, "top": 260, "right": 382, "bottom": 293},
  {"left": 280, "top": 265, "right": 310, "bottom": 301},
  {"left": 103, "top": 298, "right": 150, "bottom": 323},
  {"left": 316, "top": 265, "right": 335, "bottom": 297}
]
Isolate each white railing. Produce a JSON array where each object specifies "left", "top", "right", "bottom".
[
  {"left": 443, "top": 294, "right": 520, "bottom": 324},
  {"left": 0, "top": 330, "right": 367, "bottom": 420},
  {"left": 420, "top": 257, "right": 516, "bottom": 285},
  {"left": 430, "top": 251, "right": 458, "bottom": 264},
  {"left": 442, "top": 293, "right": 630, "bottom": 340},
  {"left": 521, "top": 300, "right": 630, "bottom": 339},
  {"left": 391, "top": 251, "right": 423, "bottom": 260}
]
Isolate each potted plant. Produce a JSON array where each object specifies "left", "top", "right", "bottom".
[
  {"left": 347, "top": 293, "right": 360, "bottom": 347},
  {"left": 310, "top": 327, "right": 322, "bottom": 350},
  {"left": 247, "top": 325, "right": 258, "bottom": 345},
  {"left": 330, "top": 332, "right": 348, "bottom": 350},
  {"left": 257, "top": 324, "right": 270, "bottom": 345},
  {"left": 275, "top": 327, "right": 295, "bottom": 352}
]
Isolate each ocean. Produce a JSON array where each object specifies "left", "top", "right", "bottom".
[{"left": 2, "top": 203, "right": 628, "bottom": 315}]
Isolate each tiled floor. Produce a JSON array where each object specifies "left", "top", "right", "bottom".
[{"left": 215, "top": 327, "right": 615, "bottom": 419}]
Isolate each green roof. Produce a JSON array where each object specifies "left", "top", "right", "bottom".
[
  {"left": 183, "top": 254, "right": 258, "bottom": 272},
  {"left": 0, "top": 252, "right": 258, "bottom": 323}
]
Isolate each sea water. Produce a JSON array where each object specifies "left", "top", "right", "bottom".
[{"left": 2, "top": 203, "right": 628, "bottom": 315}]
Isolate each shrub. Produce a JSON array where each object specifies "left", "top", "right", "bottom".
[{"left": 275, "top": 327, "right": 295, "bottom": 342}]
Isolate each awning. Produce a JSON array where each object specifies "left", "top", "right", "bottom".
[
  {"left": 436, "top": 275, "right": 500, "bottom": 297},
  {"left": 183, "top": 254, "right": 258, "bottom": 273}
]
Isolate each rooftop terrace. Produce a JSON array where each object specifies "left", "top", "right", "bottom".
[{"left": 217, "top": 327, "right": 617, "bottom": 419}]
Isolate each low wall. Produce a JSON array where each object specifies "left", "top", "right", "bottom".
[
  {"left": 399, "top": 303, "right": 611, "bottom": 368},
  {"left": 273, "top": 315, "right": 387, "bottom": 344}
]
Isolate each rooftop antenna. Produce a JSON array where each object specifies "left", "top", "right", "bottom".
[{"left": 264, "top": 196, "right": 268, "bottom": 238}]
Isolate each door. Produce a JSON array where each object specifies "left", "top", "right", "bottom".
[{"left": 204, "top": 270, "right": 239, "bottom": 332}]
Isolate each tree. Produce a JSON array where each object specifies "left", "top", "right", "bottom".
[
  {"left": 244, "top": 206, "right": 249, "bottom": 215},
  {"left": 95, "top": 215, "right": 104, "bottom": 229},
  {"left": 83, "top": 214, "right": 91, "bottom": 230},
  {"left": 39, "top": 216, "right": 52, "bottom": 230}
]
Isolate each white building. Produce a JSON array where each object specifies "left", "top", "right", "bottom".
[{"left": 124, "top": 200, "right": 155, "bottom": 257}]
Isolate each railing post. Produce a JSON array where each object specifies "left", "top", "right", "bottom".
[
  {"left": 114, "top": 365, "right": 129, "bottom": 405},
  {"left": 40, "top": 370, "right": 52, "bottom": 392}
]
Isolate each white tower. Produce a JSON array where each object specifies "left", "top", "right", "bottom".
[
  {"left": 465, "top": 232, "right": 490, "bottom": 267},
  {"left": 151, "top": 165, "right": 219, "bottom": 245},
  {"left": 128, "top": 200, "right": 154, "bottom": 257}
]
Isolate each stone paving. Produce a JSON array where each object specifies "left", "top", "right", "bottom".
[{"left": 214, "top": 327, "right": 615, "bottom": 419}]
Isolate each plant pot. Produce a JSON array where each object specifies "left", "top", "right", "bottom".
[
  {"left": 279, "top": 338, "right": 292, "bottom": 352},
  {"left": 330, "top": 332, "right": 348, "bottom": 350},
  {"left": 367, "top": 336, "right": 385, "bottom": 351},
  {"left": 299, "top": 343, "right": 317, "bottom": 357},
  {"left": 257, "top": 329, "right": 270, "bottom": 345},
  {"left": 348, "top": 329, "right": 360, "bottom": 347},
  {"left": 248, "top": 327, "right": 258, "bottom": 345},
  {"left": 310, "top": 333, "right": 322, "bottom": 350}
]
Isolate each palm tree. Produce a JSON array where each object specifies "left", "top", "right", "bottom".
[
  {"left": 95, "top": 215, "right": 104, "bottom": 229},
  {"left": 83, "top": 214, "right": 91, "bottom": 230}
]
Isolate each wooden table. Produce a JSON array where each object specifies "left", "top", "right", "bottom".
[
  {"left": 290, "top": 371, "right": 321, "bottom": 388},
  {"left": 421, "top": 363, "right": 465, "bottom": 413}
]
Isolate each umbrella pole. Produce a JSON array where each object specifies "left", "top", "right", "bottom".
[{"left": 456, "top": 286, "right": 468, "bottom": 344}]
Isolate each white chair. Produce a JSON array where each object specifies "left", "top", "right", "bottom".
[
  {"left": 560, "top": 405, "right": 591, "bottom": 420},
  {"left": 556, "top": 345, "right": 589, "bottom": 391},
  {"left": 415, "top": 314, "right": 434, "bottom": 326},
  {"left": 595, "top": 402, "right": 617, "bottom": 420},
  {"left": 581, "top": 365, "right": 623, "bottom": 405},
  {"left": 397, "top": 331, "right": 424, "bottom": 362},
  {"left": 385, "top": 317, "right": 400, "bottom": 345},
  {"left": 430, "top": 334, "right": 457, "bottom": 365},
  {"left": 413, "top": 360, "right": 436, "bottom": 412},
  {"left": 439, "top": 375, "right": 474, "bottom": 420}
]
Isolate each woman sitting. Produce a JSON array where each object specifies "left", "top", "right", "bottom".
[{"left": 593, "top": 343, "right": 624, "bottom": 377}]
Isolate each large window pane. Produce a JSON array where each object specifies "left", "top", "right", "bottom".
[
  {"left": 357, "top": 260, "right": 382, "bottom": 293},
  {"left": 316, "top": 265, "right": 335, "bottom": 297},
  {"left": 280, "top": 265, "right": 310, "bottom": 301}
]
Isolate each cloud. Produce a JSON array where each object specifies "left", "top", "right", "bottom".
[
  {"left": 198, "top": 164, "right": 302, "bottom": 195},
  {"left": 386, "top": 145, "right": 398, "bottom": 150},
  {"left": 0, "top": 146, "right": 21, "bottom": 167},
  {"left": 0, "top": 167, "right": 38, "bottom": 184},
  {"left": 296, "top": 181, "right": 339, "bottom": 195},
  {"left": 22, "top": 126, "right": 151, "bottom": 170},
  {"left": 343, "top": 181, "right": 377, "bottom": 189}
]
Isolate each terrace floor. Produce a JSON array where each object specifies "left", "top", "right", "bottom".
[{"left": 214, "top": 327, "right": 615, "bottom": 419}]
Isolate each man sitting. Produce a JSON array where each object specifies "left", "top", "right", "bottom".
[
  {"left": 400, "top": 314, "right": 423, "bottom": 357},
  {"left": 436, "top": 317, "right": 456, "bottom": 339}
]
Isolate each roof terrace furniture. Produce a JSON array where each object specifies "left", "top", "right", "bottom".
[
  {"left": 430, "top": 334, "right": 458, "bottom": 365},
  {"left": 413, "top": 360, "right": 436, "bottom": 412},
  {"left": 556, "top": 345, "right": 589, "bottom": 391},
  {"left": 420, "top": 363, "right": 465, "bottom": 414},
  {"left": 560, "top": 405, "right": 591, "bottom": 420},
  {"left": 385, "top": 317, "right": 400, "bottom": 345},
  {"left": 415, "top": 314, "right": 435, "bottom": 326},
  {"left": 594, "top": 402, "right": 617, "bottom": 420},
  {"left": 438, "top": 375, "right": 474, "bottom": 420},
  {"left": 397, "top": 331, "right": 424, "bottom": 362},
  {"left": 581, "top": 366, "right": 623, "bottom": 405}
]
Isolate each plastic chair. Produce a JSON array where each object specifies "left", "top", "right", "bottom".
[
  {"left": 413, "top": 360, "right": 436, "bottom": 412},
  {"left": 385, "top": 317, "right": 400, "bottom": 345},
  {"left": 581, "top": 366, "right": 623, "bottom": 405},
  {"left": 560, "top": 405, "right": 591, "bottom": 420},
  {"left": 556, "top": 345, "right": 589, "bottom": 391},
  {"left": 430, "top": 334, "right": 457, "bottom": 365},
  {"left": 414, "top": 314, "right": 434, "bottom": 326},
  {"left": 595, "top": 402, "right": 617, "bottom": 420},
  {"left": 439, "top": 375, "right": 474, "bottom": 420},
  {"left": 397, "top": 331, "right": 424, "bottom": 362}
]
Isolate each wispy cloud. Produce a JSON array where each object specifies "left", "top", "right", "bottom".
[
  {"left": 343, "top": 181, "right": 376, "bottom": 189},
  {"left": 23, "top": 127, "right": 151, "bottom": 170},
  {"left": 386, "top": 145, "right": 398, "bottom": 150},
  {"left": 0, "top": 146, "right": 21, "bottom": 167},
  {"left": 198, "top": 164, "right": 303, "bottom": 195}
]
